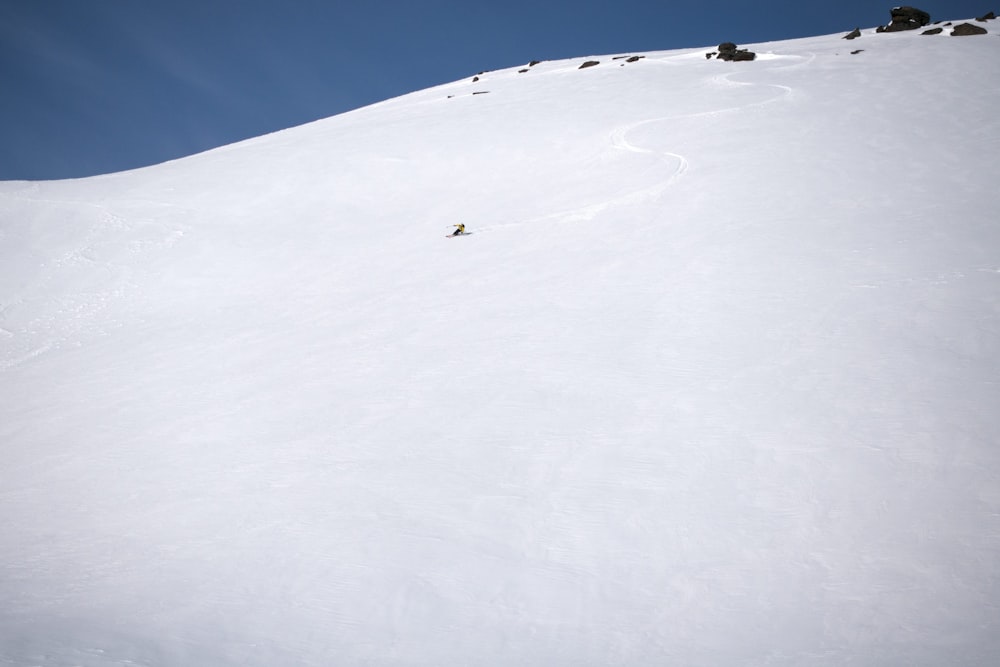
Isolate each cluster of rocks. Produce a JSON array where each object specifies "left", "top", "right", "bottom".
[
  {"left": 924, "top": 22, "right": 990, "bottom": 36},
  {"left": 846, "top": 7, "right": 995, "bottom": 40},
  {"left": 468, "top": 5, "right": 994, "bottom": 90},
  {"left": 576, "top": 56, "right": 644, "bottom": 70},
  {"left": 943, "top": 11, "right": 997, "bottom": 35},
  {"left": 711, "top": 6, "right": 993, "bottom": 60},
  {"left": 510, "top": 57, "right": 649, "bottom": 73},
  {"left": 706, "top": 42, "right": 757, "bottom": 62}
]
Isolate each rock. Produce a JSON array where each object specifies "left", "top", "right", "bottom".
[
  {"left": 844, "top": 28, "right": 862, "bottom": 39},
  {"left": 718, "top": 50, "right": 756, "bottom": 61},
  {"left": 714, "top": 42, "right": 756, "bottom": 62},
  {"left": 922, "top": 27, "right": 944, "bottom": 35},
  {"left": 529, "top": 60, "right": 541, "bottom": 67},
  {"left": 579, "top": 60, "right": 600, "bottom": 69},
  {"left": 977, "top": 12, "right": 996, "bottom": 21},
  {"left": 876, "top": 6, "right": 931, "bottom": 32},
  {"left": 851, "top": 49, "right": 865, "bottom": 54},
  {"left": 951, "top": 22, "right": 988, "bottom": 35},
  {"left": 518, "top": 69, "right": 529, "bottom": 73}
]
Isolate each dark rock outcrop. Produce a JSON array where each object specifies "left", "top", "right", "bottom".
[
  {"left": 922, "top": 27, "right": 944, "bottom": 35},
  {"left": 977, "top": 11, "right": 996, "bottom": 21},
  {"left": 714, "top": 42, "right": 756, "bottom": 62},
  {"left": 844, "top": 28, "right": 862, "bottom": 39},
  {"left": 876, "top": 6, "right": 931, "bottom": 32},
  {"left": 951, "top": 22, "right": 988, "bottom": 35},
  {"left": 579, "top": 60, "right": 600, "bottom": 69}
]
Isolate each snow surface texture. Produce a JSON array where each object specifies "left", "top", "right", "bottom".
[{"left": 2, "top": 23, "right": 1000, "bottom": 667}]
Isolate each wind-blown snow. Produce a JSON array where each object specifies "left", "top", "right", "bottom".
[{"left": 2, "top": 23, "right": 999, "bottom": 666}]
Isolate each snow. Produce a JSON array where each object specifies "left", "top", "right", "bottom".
[{"left": 2, "top": 22, "right": 1000, "bottom": 666}]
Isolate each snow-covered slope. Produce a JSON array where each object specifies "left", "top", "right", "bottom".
[{"left": 2, "top": 22, "right": 999, "bottom": 666}]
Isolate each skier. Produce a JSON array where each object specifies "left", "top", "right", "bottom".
[{"left": 451, "top": 223, "right": 466, "bottom": 236}]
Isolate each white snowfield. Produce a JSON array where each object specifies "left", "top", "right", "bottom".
[{"left": 2, "top": 22, "right": 999, "bottom": 667}]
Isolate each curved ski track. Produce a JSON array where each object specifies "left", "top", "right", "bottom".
[{"left": 474, "top": 52, "right": 810, "bottom": 235}]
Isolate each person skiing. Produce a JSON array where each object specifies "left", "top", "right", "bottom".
[{"left": 451, "top": 223, "right": 466, "bottom": 236}]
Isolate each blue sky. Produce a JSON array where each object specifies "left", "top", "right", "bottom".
[{"left": 0, "top": 0, "right": 990, "bottom": 180}]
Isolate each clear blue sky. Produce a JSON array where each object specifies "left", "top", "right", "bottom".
[{"left": 0, "top": 0, "right": 990, "bottom": 180}]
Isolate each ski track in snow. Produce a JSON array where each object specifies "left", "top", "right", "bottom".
[
  {"left": 608, "top": 119, "right": 689, "bottom": 188},
  {"left": 597, "top": 52, "right": 807, "bottom": 216},
  {"left": 475, "top": 51, "right": 808, "bottom": 235}
]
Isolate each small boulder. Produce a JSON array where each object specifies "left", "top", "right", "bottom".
[
  {"left": 922, "top": 27, "right": 944, "bottom": 35},
  {"left": 844, "top": 28, "right": 862, "bottom": 39},
  {"left": 951, "top": 22, "right": 988, "bottom": 35},
  {"left": 977, "top": 11, "right": 996, "bottom": 21},
  {"left": 579, "top": 60, "right": 600, "bottom": 69}
]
